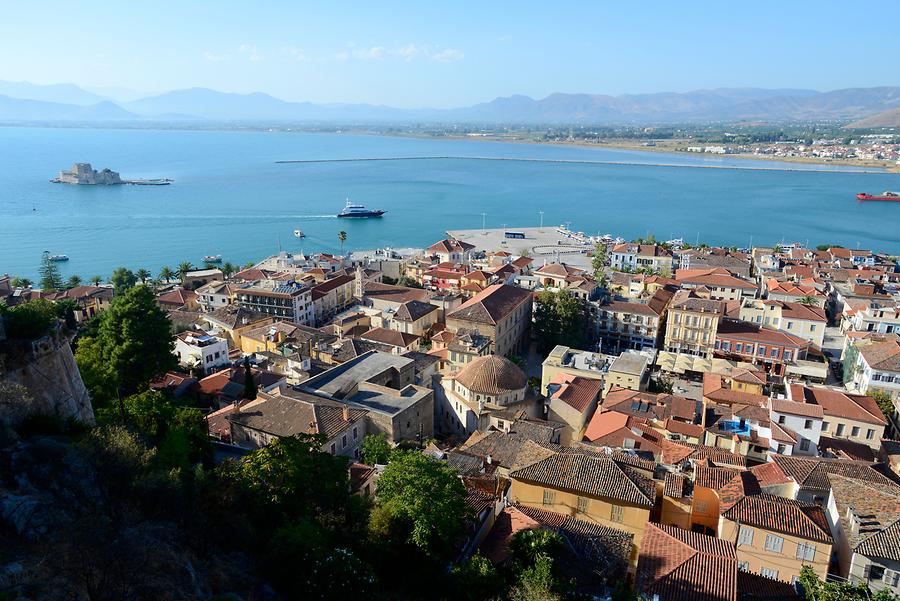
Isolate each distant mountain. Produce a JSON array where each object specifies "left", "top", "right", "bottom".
[
  {"left": 0, "top": 80, "right": 109, "bottom": 106},
  {"left": 0, "top": 95, "right": 135, "bottom": 121},
  {"left": 1, "top": 80, "right": 900, "bottom": 124},
  {"left": 845, "top": 108, "right": 900, "bottom": 128}
]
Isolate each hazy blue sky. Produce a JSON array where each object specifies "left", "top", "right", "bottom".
[{"left": 3, "top": 1, "right": 899, "bottom": 107}]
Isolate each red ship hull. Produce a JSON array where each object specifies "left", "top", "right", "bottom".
[{"left": 857, "top": 193, "right": 900, "bottom": 202}]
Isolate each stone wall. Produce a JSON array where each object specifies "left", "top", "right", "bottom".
[{"left": 0, "top": 329, "right": 94, "bottom": 427}]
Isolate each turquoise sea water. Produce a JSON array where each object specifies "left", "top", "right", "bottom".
[{"left": 1, "top": 126, "right": 899, "bottom": 280}]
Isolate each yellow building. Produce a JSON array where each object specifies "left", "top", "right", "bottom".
[
  {"left": 508, "top": 452, "right": 656, "bottom": 566},
  {"left": 721, "top": 495, "right": 833, "bottom": 583},
  {"left": 240, "top": 321, "right": 304, "bottom": 354},
  {"left": 664, "top": 290, "right": 723, "bottom": 358},
  {"left": 446, "top": 284, "right": 533, "bottom": 358}
]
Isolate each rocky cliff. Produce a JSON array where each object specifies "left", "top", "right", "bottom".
[{"left": 0, "top": 326, "right": 94, "bottom": 427}]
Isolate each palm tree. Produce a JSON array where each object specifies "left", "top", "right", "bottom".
[
  {"left": 338, "top": 230, "right": 347, "bottom": 254},
  {"left": 159, "top": 266, "right": 175, "bottom": 283},
  {"left": 222, "top": 262, "right": 236, "bottom": 278},
  {"left": 797, "top": 294, "right": 818, "bottom": 306},
  {"left": 177, "top": 262, "right": 194, "bottom": 284},
  {"left": 89, "top": 275, "right": 103, "bottom": 286},
  {"left": 66, "top": 275, "right": 82, "bottom": 288},
  {"left": 136, "top": 268, "right": 151, "bottom": 284}
]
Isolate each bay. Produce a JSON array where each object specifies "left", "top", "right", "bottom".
[{"left": 1, "top": 126, "right": 899, "bottom": 280}]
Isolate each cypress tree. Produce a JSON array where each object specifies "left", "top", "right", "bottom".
[{"left": 242, "top": 356, "right": 258, "bottom": 400}]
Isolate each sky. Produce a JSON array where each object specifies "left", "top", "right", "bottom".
[{"left": 2, "top": 1, "right": 899, "bottom": 108}]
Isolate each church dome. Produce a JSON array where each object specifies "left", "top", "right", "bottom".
[{"left": 456, "top": 355, "right": 527, "bottom": 395}]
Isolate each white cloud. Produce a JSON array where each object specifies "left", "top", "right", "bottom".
[
  {"left": 352, "top": 46, "right": 386, "bottom": 60},
  {"left": 283, "top": 46, "right": 310, "bottom": 62},
  {"left": 432, "top": 48, "right": 464, "bottom": 63},
  {"left": 203, "top": 51, "right": 227, "bottom": 62},
  {"left": 238, "top": 44, "right": 261, "bottom": 62},
  {"left": 393, "top": 43, "right": 423, "bottom": 61}
]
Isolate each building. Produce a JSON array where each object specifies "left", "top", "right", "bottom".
[
  {"left": 445, "top": 284, "right": 533, "bottom": 357},
  {"left": 727, "top": 299, "right": 827, "bottom": 348},
  {"left": 593, "top": 288, "right": 672, "bottom": 353},
  {"left": 636, "top": 522, "right": 738, "bottom": 601},
  {"left": 426, "top": 238, "right": 476, "bottom": 263},
  {"left": 202, "top": 306, "right": 274, "bottom": 349},
  {"left": 360, "top": 327, "right": 421, "bottom": 354},
  {"left": 610, "top": 243, "right": 674, "bottom": 273},
  {"left": 508, "top": 451, "right": 657, "bottom": 565},
  {"left": 765, "top": 278, "right": 826, "bottom": 308},
  {"left": 239, "top": 321, "right": 310, "bottom": 355},
  {"left": 157, "top": 287, "right": 199, "bottom": 311},
  {"left": 388, "top": 300, "right": 439, "bottom": 336},
  {"left": 437, "top": 355, "right": 531, "bottom": 436},
  {"left": 770, "top": 398, "right": 824, "bottom": 456},
  {"left": 847, "top": 337, "right": 900, "bottom": 406},
  {"left": 545, "top": 375, "right": 603, "bottom": 445},
  {"left": 664, "top": 291, "right": 723, "bottom": 358},
  {"left": 826, "top": 473, "right": 900, "bottom": 595},
  {"left": 715, "top": 320, "right": 810, "bottom": 376},
  {"left": 43, "top": 285, "right": 115, "bottom": 323},
  {"left": 787, "top": 384, "right": 886, "bottom": 450},
  {"left": 212, "top": 390, "right": 367, "bottom": 458},
  {"left": 721, "top": 494, "right": 833, "bottom": 583},
  {"left": 676, "top": 268, "right": 758, "bottom": 301},
  {"left": 174, "top": 331, "right": 230, "bottom": 374},
  {"left": 183, "top": 268, "right": 224, "bottom": 291},
  {"left": 540, "top": 345, "right": 650, "bottom": 396},
  {"left": 234, "top": 280, "right": 314, "bottom": 325},
  {"left": 195, "top": 280, "right": 234, "bottom": 312},
  {"left": 298, "top": 350, "right": 433, "bottom": 443},
  {"left": 310, "top": 274, "right": 355, "bottom": 326}
]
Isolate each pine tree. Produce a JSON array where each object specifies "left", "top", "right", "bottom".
[{"left": 39, "top": 251, "right": 64, "bottom": 291}]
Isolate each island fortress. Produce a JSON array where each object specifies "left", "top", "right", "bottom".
[{"left": 51, "top": 162, "right": 172, "bottom": 185}]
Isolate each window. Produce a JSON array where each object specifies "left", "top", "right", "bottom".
[
  {"left": 810, "top": 324, "right": 816, "bottom": 331},
  {"left": 738, "top": 561, "right": 749, "bottom": 571},
  {"left": 786, "top": 321, "right": 793, "bottom": 330},
  {"left": 804, "top": 419, "right": 813, "bottom": 429},
  {"left": 577, "top": 496, "right": 589, "bottom": 513},
  {"left": 330, "top": 443, "right": 336, "bottom": 455},
  {"left": 610, "top": 505, "right": 624, "bottom": 523},
  {"left": 885, "top": 569, "right": 900, "bottom": 587},
  {"left": 695, "top": 500, "right": 709, "bottom": 513},
  {"left": 770, "top": 348, "right": 778, "bottom": 358},
  {"left": 352, "top": 426, "right": 358, "bottom": 440},
  {"left": 822, "top": 421, "right": 829, "bottom": 432},
  {"left": 736, "top": 343, "right": 743, "bottom": 353},
  {"left": 852, "top": 426, "right": 860, "bottom": 438},
  {"left": 341, "top": 435, "right": 347, "bottom": 449},
  {"left": 800, "top": 439, "right": 810, "bottom": 452},
  {"left": 737, "top": 526, "right": 754, "bottom": 546},
  {"left": 777, "top": 444, "right": 787, "bottom": 454},
  {"left": 761, "top": 567, "right": 779, "bottom": 580},
  {"left": 784, "top": 351, "right": 792, "bottom": 362},
  {"left": 868, "top": 565, "right": 886, "bottom": 582},
  {"left": 836, "top": 424, "right": 845, "bottom": 436},
  {"left": 778, "top": 415, "right": 786, "bottom": 425},
  {"left": 758, "top": 345, "right": 766, "bottom": 356},
  {"left": 867, "top": 429, "right": 876, "bottom": 440},
  {"left": 764, "top": 534, "right": 784, "bottom": 553},
  {"left": 542, "top": 490, "right": 555, "bottom": 506},
  {"left": 796, "top": 542, "right": 816, "bottom": 562}
]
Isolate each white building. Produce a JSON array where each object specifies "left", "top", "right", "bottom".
[
  {"left": 175, "top": 330, "right": 230, "bottom": 374},
  {"left": 770, "top": 398, "right": 823, "bottom": 456}
]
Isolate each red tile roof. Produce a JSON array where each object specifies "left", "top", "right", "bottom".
[{"left": 722, "top": 494, "right": 833, "bottom": 543}]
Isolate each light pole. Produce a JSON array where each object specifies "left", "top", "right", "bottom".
[
  {"left": 539, "top": 210, "right": 544, "bottom": 230},
  {"left": 481, "top": 212, "right": 486, "bottom": 234}
]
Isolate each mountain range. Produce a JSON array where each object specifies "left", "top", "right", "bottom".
[{"left": 1, "top": 80, "right": 899, "bottom": 125}]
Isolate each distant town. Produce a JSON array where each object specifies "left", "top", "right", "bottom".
[{"left": 3, "top": 223, "right": 900, "bottom": 600}]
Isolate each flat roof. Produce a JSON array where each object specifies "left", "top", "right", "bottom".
[{"left": 301, "top": 350, "right": 413, "bottom": 398}]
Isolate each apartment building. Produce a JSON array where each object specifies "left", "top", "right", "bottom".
[
  {"left": 445, "top": 284, "right": 533, "bottom": 357},
  {"left": 664, "top": 291, "right": 723, "bottom": 358},
  {"left": 234, "top": 280, "right": 314, "bottom": 325}
]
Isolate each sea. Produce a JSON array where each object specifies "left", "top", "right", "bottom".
[{"left": 1, "top": 126, "right": 899, "bottom": 280}]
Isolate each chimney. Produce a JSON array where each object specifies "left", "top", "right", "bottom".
[{"left": 342, "top": 405, "right": 350, "bottom": 422}]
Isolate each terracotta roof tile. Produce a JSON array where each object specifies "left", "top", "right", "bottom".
[{"left": 722, "top": 494, "right": 833, "bottom": 543}]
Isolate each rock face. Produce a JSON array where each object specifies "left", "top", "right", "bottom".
[
  {"left": 0, "top": 328, "right": 94, "bottom": 427},
  {"left": 52, "top": 162, "right": 123, "bottom": 185}
]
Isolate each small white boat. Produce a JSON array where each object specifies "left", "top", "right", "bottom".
[
  {"left": 48, "top": 254, "right": 69, "bottom": 262},
  {"left": 293, "top": 229, "right": 306, "bottom": 238},
  {"left": 203, "top": 255, "right": 223, "bottom": 263}
]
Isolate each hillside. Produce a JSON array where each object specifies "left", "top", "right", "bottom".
[{"left": 847, "top": 107, "right": 900, "bottom": 128}]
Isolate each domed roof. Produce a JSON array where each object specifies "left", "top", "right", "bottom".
[{"left": 456, "top": 355, "right": 527, "bottom": 395}]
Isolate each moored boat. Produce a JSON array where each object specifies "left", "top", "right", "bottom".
[
  {"left": 203, "top": 255, "right": 223, "bottom": 263},
  {"left": 294, "top": 229, "right": 306, "bottom": 238},
  {"left": 857, "top": 191, "right": 900, "bottom": 202},
  {"left": 48, "top": 254, "right": 69, "bottom": 262}
]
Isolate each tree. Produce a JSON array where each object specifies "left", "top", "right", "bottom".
[
  {"left": 797, "top": 294, "right": 819, "bottom": 306},
  {"left": 39, "top": 251, "right": 64, "bottom": 291},
  {"left": 74, "top": 285, "right": 176, "bottom": 413},
  {"left": 372, "top": 450, "right": 467, "bottom": 558},
  {"left": 136, "top": 268, "right": 151, "bottom": 284},
  {"left": 361, "top": 434, "right": 392, "bottom": 465},
  {"left": 338, "top": 231, "right": 347, "bottom": 254},
  {"left": 591, "top": 243, "right": 608, "bottom": 286},
  {"left": 66, "top": 275, "right": 82, "bottom": 288},
  {"left": 10, "top": 276, "right": 32, "bottom": 288},
  {"left": 533, "top": 290, "right": 587, "bottom": 353},
  {"left": 89, "top": 275, "right": 103, "bottom": 286},
  {"left": 870, "top": 390, "right": 895, "bottom": 422},
  {"left": 177, "top": 262, "right": 194, "bottom": 283},
  {"left": 221, "top": 262, "right": 236, "bottom": 278},
  {"left": 242, "top": 356, "right": 258, "bottom": 400},
  {"left": 158, "top": 266, "right": 175, "bottom": 283},
  {"left": 110, "top": 267, "right": 137, "bottom": 295},
  {"left": 451, "top": 553, "right": 502, "bottom": 601},
  {"left": 797, "top": 565, "right": 895, "bottom": 600},
  {"left": 0, "top": 298, "right": 59, "bottom": 339}
]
